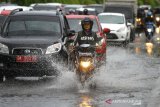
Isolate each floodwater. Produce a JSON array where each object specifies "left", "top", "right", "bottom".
[{"left": 0, "top": 33, "right": 160, "bottom": 107}]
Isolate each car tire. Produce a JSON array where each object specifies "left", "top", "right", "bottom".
[
  {"left": 122, "top": 40, "right": 129, "bottom": 47},
  {"left": 130, "top": 29, "right": 135, "bottom": 42},
  {"left": 0, "top": 75, "right": 4, "bottom": 82}
]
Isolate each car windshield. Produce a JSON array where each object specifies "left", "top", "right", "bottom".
[
  {"left": 98, "top": 15, "right": 124, "bottom": 24},
  {"left": 5, "top": 16, "right": 61, "bottom": 36},
  {"left": 67, "top": 18, "right": 99, "bottom": 32}
]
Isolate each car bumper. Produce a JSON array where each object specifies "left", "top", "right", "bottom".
[
  {"left": 107, "top": 31, "right": 128, "bottom": 42},
  {"left": 0, "top": 54, "right": 58, "bottom": 76}
]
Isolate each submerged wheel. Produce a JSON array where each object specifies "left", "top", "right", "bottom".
[{"left": 0, "top": 75, "right": 4, "bottom": 82}]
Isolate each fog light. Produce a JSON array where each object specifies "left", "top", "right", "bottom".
[{"left": 0, "top": 63, "right": 4, "bottom": 67}]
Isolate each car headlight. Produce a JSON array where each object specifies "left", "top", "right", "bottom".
[
  {"left": 136, "top": 18, "right": 141, "bottom": 22},
  {"left": 117, "top": 27, "right": 126, "bottom": 32},
  {"left": 147, "top": 29, "right": 152, "bottom": 32},
  {"left": 0, "top": 43, "right": 9, "bottom": 54},
  {"left": 156, "top": 17, "right": 160, "bottom": 21},
  {"left": 46, "top": 43, "right": 62, "bottom": 54}
]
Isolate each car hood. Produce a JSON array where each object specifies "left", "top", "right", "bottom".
[
  {"left": 101, "top": 23, "right": 125, "bottom": 31},
  {"left": 0, "top": 35, "right": 61, "bottom": 49}
]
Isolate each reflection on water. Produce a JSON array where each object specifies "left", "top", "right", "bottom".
[
  {"left": 79, "top": 95, "right": 95, "bottom": 107},
  {"left": 145, "top": 42, "right": 153, "bottom": 56},
  {"left": 133, "top": 42, "right": 154, "bottom": 56},
  {"left": 135, "top": 47, "right": 141, "bottom": 55},
  {"left": 156, "top": 27, "right": 160, "bottom": 34}
]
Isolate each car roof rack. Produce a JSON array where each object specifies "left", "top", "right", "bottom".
[{"left": 9, "top": 8, "right": 23, "bottom": 15}]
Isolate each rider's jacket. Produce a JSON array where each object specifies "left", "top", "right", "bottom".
[{"left": 74, "top": 30, "right": 99, "bottom": 46}]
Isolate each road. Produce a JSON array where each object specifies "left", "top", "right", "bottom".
[{"left": 0, "top": 33, "right": 160, "bottom": 107}]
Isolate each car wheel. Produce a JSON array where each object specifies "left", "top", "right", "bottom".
[
  {"left": 0, "top": 75, "right": 4, "bottom": 82},
  {"left": 122, "top": 40, "right": 129, "bottom": 47},
  {"left": 130, "top": 29, "right": 135, "bottom": 42}
]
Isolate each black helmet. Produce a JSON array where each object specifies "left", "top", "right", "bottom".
[
  {"left": 81, "top": 17, "right": 93, "bottom": 31},
  {"left": 83, "top": 8, "right": 88, "bottom": 15},
  {"left": 69, "top": 9, "right": 75, "bottom": 14}
]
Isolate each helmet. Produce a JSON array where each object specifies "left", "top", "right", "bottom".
[
  {"left": 69, "top": 9, "right": 75, "bottom": 14},
  {"left": 83, "top": 9, "right": 88, "bottom": 15},
  {"left": 147, "top": 11, "right": 152, "bottom": 17},
  {"left": 81, "top": 17, "right": 93, "bottom": 31}
]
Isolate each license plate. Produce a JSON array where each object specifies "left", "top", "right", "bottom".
[{"left": 16, "top": 56, "right": 37, "bottom": 62}]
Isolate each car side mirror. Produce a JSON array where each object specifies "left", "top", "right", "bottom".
[
  {"left": 103, "top": 28, "right": 110, "bottom": 34},
  {"left": 68, "top": 30, "right": 75, "bottom": 37}
]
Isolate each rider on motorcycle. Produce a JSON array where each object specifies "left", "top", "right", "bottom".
[
  {"left": 144, "top": 11, "right": 155, "bottom": 40},
  {"left": 66, "top": 17, "right": 102, "bottom": 66},
  {"left": 83, "top": 9, "right": 89, "bottom": 15},
  {"left": 68, "top": 9, "right": 76, "bottom": 15},
  {"left": 74, "top": 17, "right": 101, "bottom": 51}
]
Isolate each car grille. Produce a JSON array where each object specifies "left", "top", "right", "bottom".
[
  {"left": 107, "top": 33, "right": 118, "bottom": 39},
  {"left": 12, "top": 48, "right": 43, "bottom": 55}
]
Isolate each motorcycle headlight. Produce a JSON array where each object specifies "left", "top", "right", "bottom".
[
  {"left": 117, "top": 27, "right": 126, "bottom": 32},
  {"left": 156, "top": 17, "right": 160, "bottom": 21},
  {"left": 0, "top": 43, "right": 9, "bottom": 54},
  {"left": 80, "top": 61, "right": 91, "bottom": 68},
  {"left": 147, "top": 29, "right": 152, "bottom": 32},
  {"left": 156, "top": 37, "right": 160, "bottom": 41},
  {"left": 46, "top": 43, "right": 62, "bottom": 54}
]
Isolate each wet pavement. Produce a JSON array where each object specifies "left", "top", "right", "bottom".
[{"left": 0, "top": 32, "right": 160, "bottom": 107}]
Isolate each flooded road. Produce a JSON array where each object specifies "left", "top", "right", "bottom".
[{"left": 0, "top": 34, "right": 160, "bottom": 107}]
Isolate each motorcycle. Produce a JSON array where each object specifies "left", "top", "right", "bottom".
[
  {"left": 74, "top": 44, "right": 96, "bottom": 86},
  {"left": 145, "top": 22, "right": 155, "bottom": 41}
]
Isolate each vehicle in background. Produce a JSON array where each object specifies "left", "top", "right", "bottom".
[
  {"left": 104, "top": 0, "right": 137, "bottom": 18},
  {"left": 32, "top": 3, "right": 64, "bottom": 11},
  {"left": 0, "top": 6, "right": 33, "bottom": 11},
  {"left": 139, "top": 5, "right": 151, "bottom": 10},
  {"left": 153, "top": 7, "right": 160, "bottom": 27},
  {"left": 75, "top": 8, "right": 98, "bottom": 15},
  {"left": 64, "top": 4, "right": 84, "bottom": 14},
  {"left": 84, "top": 4, "right": 103, "bottom": 14},
  {"left": 144, "top": 21, "right": 155, "bottom": 41},
  {"left": 104, "top": 0, "right": 137, "bottom": 42},
  {"left": 136, "top": 8, "right": 146, "bottom": 30},
  {"left": 66, "top": 15, "right": 108, "bottom": 62},
  {"left": 0, "top": 9, "right": 72, "bottom": 80},
  {"left": 98, "top": 13, "right": 131, "bottom": 46}
]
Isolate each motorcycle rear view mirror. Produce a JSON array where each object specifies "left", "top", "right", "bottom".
[
  {"left": 68, "top": 30, "right": 76, "bottom": 37},
  {"left": 103, "top": 28, "right": 110, "bottom": 34},
  {"left": 127, "top": 22, "right": 132, "bottom": 26}
]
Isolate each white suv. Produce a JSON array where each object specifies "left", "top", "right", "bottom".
[{"left": 98, "top": 13, "right": 131, "bottom": 45}]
